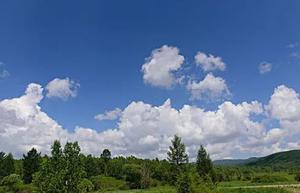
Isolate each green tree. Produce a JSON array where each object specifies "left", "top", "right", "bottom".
[
  {"left": 77, "top": 178, "right": 94, "bottom": 193},
  {"left": 176, "top": 172, "right": 193, "bottom": 193},
  {"left": 0, "top": 173, "right": 22, "bottom": 192},
  {"left": 101, "top": 149, "right": 111, "bottom": 175},
  {"left": 0, "top": 152, "right": 15, "bottom": 179},
  {"left": 196, "top": 145, "right": 215, "bottom": 182},
  {"left": 34, "top": 140, "right": 66, "bottom": 193},
  {"left": 101, "top": 149, "right": 111, "bottom": 161},
  {"left": 167, "top": 135, "right": 188, "bottom": 167},
  {"left": 35, "top": 140, "right": 84, "bottom": 193},
  {"left": 140, "top": 164, "right": 151, "bottom": 189},
  {"left": 22, "top": 148, "right": 41, "bottom": 184},
  {"left": 63, "top": 142, "right": 85, "bottom": 193}
]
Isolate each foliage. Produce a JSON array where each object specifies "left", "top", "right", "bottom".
[
  {"left": 90, "top": 175, "right": 127, "bottom": 191},
  {"left": 77, "top": 178, "right": 94, "bottom": 193},
  {"left": 251, "top": 174, "right": 289, "bottom": 183},
  {"left": 0, "top": 173, "right": 22, "bottom": 191},
  {"left": 0, "top": 152, "right": 15, "bottom": 180},
  {"left": 124, "top": 163, "right": 142, "bottom": 189},
  {"left": 140, "top": 164, "right": 152, "bottom": 189},
  {"left": 196, "top": 145, "right": 215, "bottom": 182},
  {"left": 22, "top": 148, "right": 41, "bottom": 184},
  {"left": 247, "top": 150, "right": 300, "bottom": 168},
  {"left": 295, "top": 173, "right": 300, "bottom": 181},
  {"left": 167, "top": 135, "right": 188, "bottom": 167},
  {"left": 34, "top": 140, "right": 85, "bottom": 193},
  {"left": 176, "top": 172, "right": 193, "bottom": 193}
]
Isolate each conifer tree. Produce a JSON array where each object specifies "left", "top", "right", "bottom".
[
  {"left": 22, "top": 148, "right": 41, "bottom": 184},
  {"left": 196, "top": 145, "right": 215, "bottom": 182},
  {"left": 167, "top": 135, "right": 188, "bottom": 166}
]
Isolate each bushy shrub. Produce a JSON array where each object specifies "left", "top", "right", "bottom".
[
  {"left": 123, "top": 164, "right": 142, "bottom": 189},
  {"left": 176, "top": 172, "right": 193, "bottom": 193},
  {"left": 77, "top": 178, "right": 94, "bottom": 193},
  {"left": 295, "top": 173, "right": 300, "bottom": 181},
  {"left": 90, "top": 175, "right": 127, "bottom": 191},
  {"left": 251, "top": 174, "right": 289, "bottom": 183},
  {"left": 0, "top": 174, "right": 22, "bottom": 190}
]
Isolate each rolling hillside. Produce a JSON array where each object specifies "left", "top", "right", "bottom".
[
  {"left": 213, "top": 157, "right": 258, "bottom": 166},
  {"left": 214, "top": 150, "right": 300, "bottom": 167},
  {"left": 247, "top": 150, "right": 300, "bottom": 167}
]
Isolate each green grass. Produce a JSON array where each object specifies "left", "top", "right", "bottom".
[
  {"left": 218, "top": 188, "right": 290, "bottom": 193},
  {"left": 98, "top": 186, "right": 291, "bottom": 193},
  {"left": 98, "top": 186, "right": 175, "bottom": 193}
]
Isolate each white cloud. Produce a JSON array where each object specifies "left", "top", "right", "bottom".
[
  {"left": 2, "top": 83, "right": 300, "bottom": 160},
  {"left": 141, "top": 45, "right": 185, "bottom": 88},
  {"left": 95, "top": 108, "right": 122, "bottom": 121},
  {"left": 259, "top": 62, "right": 272, "bottom": 74},
  {"left": 46, "top": 78, "right": 79, "bottom": 100},
  {"left": 194, "top": 52, "right": 226, "bottom": 72},
  {"left": 0, "top": 83, "right": 68, "bottom": 156},
  {"left": 186, "top": 73, "right": 230, "bottom": 101}
]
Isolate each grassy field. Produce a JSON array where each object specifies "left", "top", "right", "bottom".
[{"left": 98, "top": 186, "right": 292, "bottom": 193}]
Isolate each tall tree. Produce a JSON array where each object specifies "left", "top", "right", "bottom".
[
  {"left": 35, "top": 140, "right": 84, "bottom": 193},
  {"left": 196, "top": 145, "right": 215, "bottom": 181},
  {"left": 0, "top": 152, "right": 15, "bottom": 179},
  {"left": 167, "top": 135, "right": 188, "bottom": 166},
  {"left": 22, "top": 148, "right": 41, "bottom": 184},
  {"left": 101, "top": 149, "right": 111, "bottom": 175},
  {"left": 100, "top": 149, "right": 111, "bottom": 161},
  {"left": 64, "top": 142, "right": 84, "bottom": 193}
]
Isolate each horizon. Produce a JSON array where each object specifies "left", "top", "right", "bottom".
[{"left": 1, "top": 0, "right": 300, "bottom": 160}]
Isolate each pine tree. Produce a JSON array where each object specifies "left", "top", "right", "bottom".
[
  {"left": 22, "top": 148, "right": 41, "bottom": 184},
  {"left": 35, "top": 140, "right": 84, "bottom": 193},
  {"left": 101, "top": 149, "right": 111, "bottom": 175},
  {"left": 167, "top": 135, "right": 188, "bottom": 166},
  {"left": 196, "top": 145, "right": 215, "bottom": 181},
  {"left": 0, "top": 152, "right": 15, "bottom": 179}
]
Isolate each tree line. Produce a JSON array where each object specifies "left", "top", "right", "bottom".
[{"left": 0, "top": 134, "right": 272, "bottom": 193}]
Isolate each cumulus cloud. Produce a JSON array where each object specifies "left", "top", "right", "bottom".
[
  {"left": 259, "top": 62, "right": 272, "bottom": 74},
  {"left": 194, "top": 52, "right": 226, "bottom": 72},
  {"left": 0, "top": 62, "right": 9, "bottom": 79},
  {"left": 46, "top": 78, "right": 80, "bottom": 100},
  {"left": 141, "top": 45, "right": 185, "bottom": 88},
  {"left": 2, "top": 83, "right": 300, "bottom": 159},
  {"left": 0, "top": 83, "right": 68, "bottom": 156},
  {"left": 95, "top": 108, "right": 122, "bottom": 121},
  {"left": 186, "top": 73, "right": 230, "bottom": 101}
]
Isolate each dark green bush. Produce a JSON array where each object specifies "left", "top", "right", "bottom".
[
  {"left": 295, "top": 173, "right": 300, "bottom": 181},
  {"left": 77, "top": 178, "right": 94, "bottom": 193},
  {"left": 176, "top": 172, "right": 194, "bottom": 193}
]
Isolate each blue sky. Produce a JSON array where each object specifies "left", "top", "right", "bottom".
[{"left": 1, "top": 0, "right": 300, "bottom": 158}]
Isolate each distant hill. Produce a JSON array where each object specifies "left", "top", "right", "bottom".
[
  {"left": 247, "top": 149, "right": 300, "bottom": 167},
  {"left": 214, "top": 150, "right": 300, "bottom": 167},
  {"left": 213, "top": 157, "right": 258, "bottom": 166}
]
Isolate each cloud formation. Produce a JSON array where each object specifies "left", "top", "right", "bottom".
[
  {"left": 195, "top": 52, "right": 226, "bottom": 72},
  {"left": 259, "top": 62, "right": 272, "bottom": 74},
  {"left": 46, "top": 78, "right": 80, "bottom": 100},
  {"left": 186, "top": 73, "right": 230, "bottom": 101},
  {"left": 95, "top": 108, "right": 122, "bottom": 121},
  {"left": 141, "top": 45, "right": 185, "bottom": 88}
]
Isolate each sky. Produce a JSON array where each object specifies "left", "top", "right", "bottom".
[{"left": 1, "top": 0, "right": 300, "bottom": 160}]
